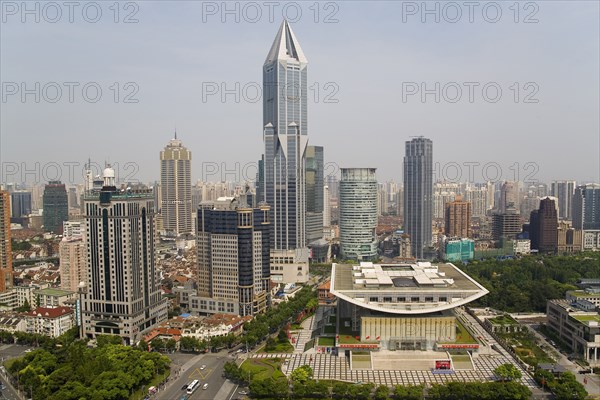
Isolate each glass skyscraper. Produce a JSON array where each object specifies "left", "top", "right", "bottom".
[
  {"left": 262, "top": 20, "right": 308, "bottom": 251},
  {"left": 339, "top": 168, "right": 378, "bottom": 260},
  {"left": 403, "top": 137, "right": 433, "bottom": 259}
]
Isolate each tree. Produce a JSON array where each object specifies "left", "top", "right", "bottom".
[
  {"left": 180, "top": 336, "right": 197, "bottom": 352},
  {"left": 393, "top": 384, "right": 423, "bottom": 400},
  {"left": 290, "top": 365, "right": 313, "bottom": 385},
  {"left": 16, "top": 299, "right": 31, "bottom": 313},
  {"left": 552, "top": 372, "right": 587, "bottom": 400},
  {"left": 494, "top": 363, "right": 522, "bottom": 381},
  {"left": 278, "top": 329, "right": 288, "bottom": 342},
  {"left": 374, "top": 384, "right": 390, "bottom": 400},
  {"left": 165, "top": 338, "right": 177, "bottom": 352},
  {"left": 96, "top": 335, "right": 122, "bottom": 348}
]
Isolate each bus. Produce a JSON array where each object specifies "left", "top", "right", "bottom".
[{"left": 186, "top": 379, "right": 200, "bottom": 394}]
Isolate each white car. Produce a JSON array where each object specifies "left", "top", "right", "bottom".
[
  {"left": 200, "top": 364, "right": 206, "bottom": 370},
  {"left": 239, "top": 390, "right": 248, "bottom": 395}
]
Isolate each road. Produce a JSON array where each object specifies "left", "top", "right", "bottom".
[
  {"left": 158, "top": 352, "right": 241, "bottom": 400},
  {"left": 0, "top": 344, "right": 33, "bottom": 400}
]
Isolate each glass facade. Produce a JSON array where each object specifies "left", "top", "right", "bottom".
[
  {"left": 339, "top": 168, "right": 378, "bottom": 260},
  {"left": 403, "top": 137, "right": 433, "bottom": 259},
  {"left": 262, "top": 21, "right": 308, "bottom": 251}
]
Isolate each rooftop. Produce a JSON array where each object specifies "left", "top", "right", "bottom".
[
  {"left": 33, "top": 288, "right": 75, "bottom": 296},
  {"left": 330, "top": 262, "right": 488, "bottom": 315}
]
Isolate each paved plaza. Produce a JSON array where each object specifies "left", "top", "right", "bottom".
[{"left": 248, "top": 305, "right": 539, "bottom": 391}]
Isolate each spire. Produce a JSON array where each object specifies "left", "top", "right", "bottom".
[
  {"left": 174, "top": 127, "right": 177, "bottom": 140},
  {"left": 264, "top": 20, "right": 307, "bottom": 65}
]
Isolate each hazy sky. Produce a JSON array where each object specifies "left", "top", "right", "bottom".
[{"left": 1, "top": 1, "right": 598, "bottom": 187}]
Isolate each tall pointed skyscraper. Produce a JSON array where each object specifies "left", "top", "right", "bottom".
[{"left": 261, "top": 21, "right": 309, "bottom": 283}]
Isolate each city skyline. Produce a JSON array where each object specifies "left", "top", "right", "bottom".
[{"left": 1, "top": 3, "right": 599, "bottom": 185}]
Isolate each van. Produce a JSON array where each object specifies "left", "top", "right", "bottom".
[{"left": 202, "top": 383, "right": 208, "bottom": 390}]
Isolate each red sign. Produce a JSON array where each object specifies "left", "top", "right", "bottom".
[
  {"left": 435, "top": 360, "right": 451, "bottom": 370},
  {"left": 438, "top": 344, "right": 479, "bottom": 349},
  {"left": 338, "top": 343, "right": 379, "bottom": 349}
]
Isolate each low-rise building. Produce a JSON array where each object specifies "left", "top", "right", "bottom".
[
  {"left": 513, "top": 239, "right": 531, "bottom": 256},
  {"left": 23, "top": 306, "right": 75, "bottom": 338},
  {"left": 317, "top": 280, "right": 335, "bottom": 303},
  {"left": 0, "top": 314, "right": 26, "bottom": 332},
  {"left": 546, "top": 299, "right": 600, "bottom": 366},
  {"left": 34, "top": 288, "right": 76, "bottom": 308},
  {"left": 182, "top": 313, "right": 251, "bottom": 341},
  {"left": 565, "top": 290, "right": 600, "bottom": 307}
]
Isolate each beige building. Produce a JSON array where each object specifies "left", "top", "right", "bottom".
[
  {"left": 160, "top": 134, "right": 192, "bottom": 236},
  {"left": 34, "top": 287, "right": 76, "bottom": 308},
  {"left": 547, "top": 299, "right": 600, "bottom": 366},
  {"left": 24, "top": 306, "right": 75, "bottom": 338},
  {"left": 0, "top": 190, "right": 12, "bottom": 293},
  {"left": 59, "top": 237, "right": 86, "bottom": 291},
  {"left": 557, "top": 221, "right": 582, "bottom": 253}
]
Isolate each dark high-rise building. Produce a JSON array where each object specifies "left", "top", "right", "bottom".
[
  {"left": 195, "top": 198, "right": 271, "bottom": 316},
  {"left": 492, "top": 207, "right": 521, "bottom": 241},
  {"left": 42, "top": 181, "right": 68, "bottom": 234},
  {"left": 404, "top": 137, "right": 433, "bottom": 259},
  {"left": 551, "top": 180, "right": 576, "bottom": 220},
  {"left": 10, "top": 190, "right": 32, "bottom": 218},
  {"left": 306, "top": 145, "right": 324, "bottom": 244},
  {"left": 572, "top": 184, "right": 600, "bottom": 230},
  {"left": 81, "top": 167, "right": 167, "bottom": 345},
  {"left": 444, "top": 196, "right": 472, "bottom": 238},
  {"left": 0, "top": 191, "right": 12, "bottom": 293},
  {"left": 530, "top": 197, "right": 558, "bottom": 253}
]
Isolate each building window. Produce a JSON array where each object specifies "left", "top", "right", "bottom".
[
  {"left": 411, "top": 297, "right": 419, "bottom": 302},
  {"left": 369, "top": 297, "right": 378, "bottom": 302}
]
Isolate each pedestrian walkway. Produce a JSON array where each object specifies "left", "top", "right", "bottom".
[
  {"left": 293, "top": 307, "right": 324, "bottom": 354},
  {"left": 282, "top": 353, "right": 539, "bottom": 389}
]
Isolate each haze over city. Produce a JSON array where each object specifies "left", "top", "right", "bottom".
[{"left": 1, "top": 1, "right": 599, "bottom": 185}]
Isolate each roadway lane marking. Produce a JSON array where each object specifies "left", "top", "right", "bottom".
[{"left": 188, "top": 368, "right": 213, "bottom": 380}]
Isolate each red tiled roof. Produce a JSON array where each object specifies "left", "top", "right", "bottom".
[
  {"left": 26, "top": 306, "right": 73, "bottom": 318},
  {"left": 318, "top": 280, "right": 331, "bottom": 290}
]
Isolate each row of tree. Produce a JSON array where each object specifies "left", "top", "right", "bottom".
[
  {"left": 458, "top": 252, "right": 600, "bottom": 312},
  {"left": 225, "top": 363, "right": 532, "bottom": 399},
  {"left": 5, "top": 332, "right": 171, "bottom": 400},
  {"left": 239, "top": 286, "right": 317, "bottom": 348},
  {"left": 534, "top": 369, "right": 588, "bottom": 400}
]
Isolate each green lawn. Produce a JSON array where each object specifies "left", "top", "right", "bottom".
[
  {"left": 240, "top": 358, "right": 286, "bottom": 381},
  {"left": 261, "top": 341, "right": 294, "bottom": 353},
  {"left": 499, "top": 331, "right": 555, "bottom": 367},
  {"left": 488, "top": 314, "right": 519, "bottom": 325},
  {"left": 451, "top": 320, "right": 477, "bottom": 344},
  {"left": 573, "top": 315, "right": 600, "bottom": 323},
  {"left": 318, "top": 337, "right": 335, "bottom": 346}
]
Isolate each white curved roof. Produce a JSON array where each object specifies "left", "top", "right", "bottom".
[{"left": 330, "top": 262, "right": 489, "bottom": 315}]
